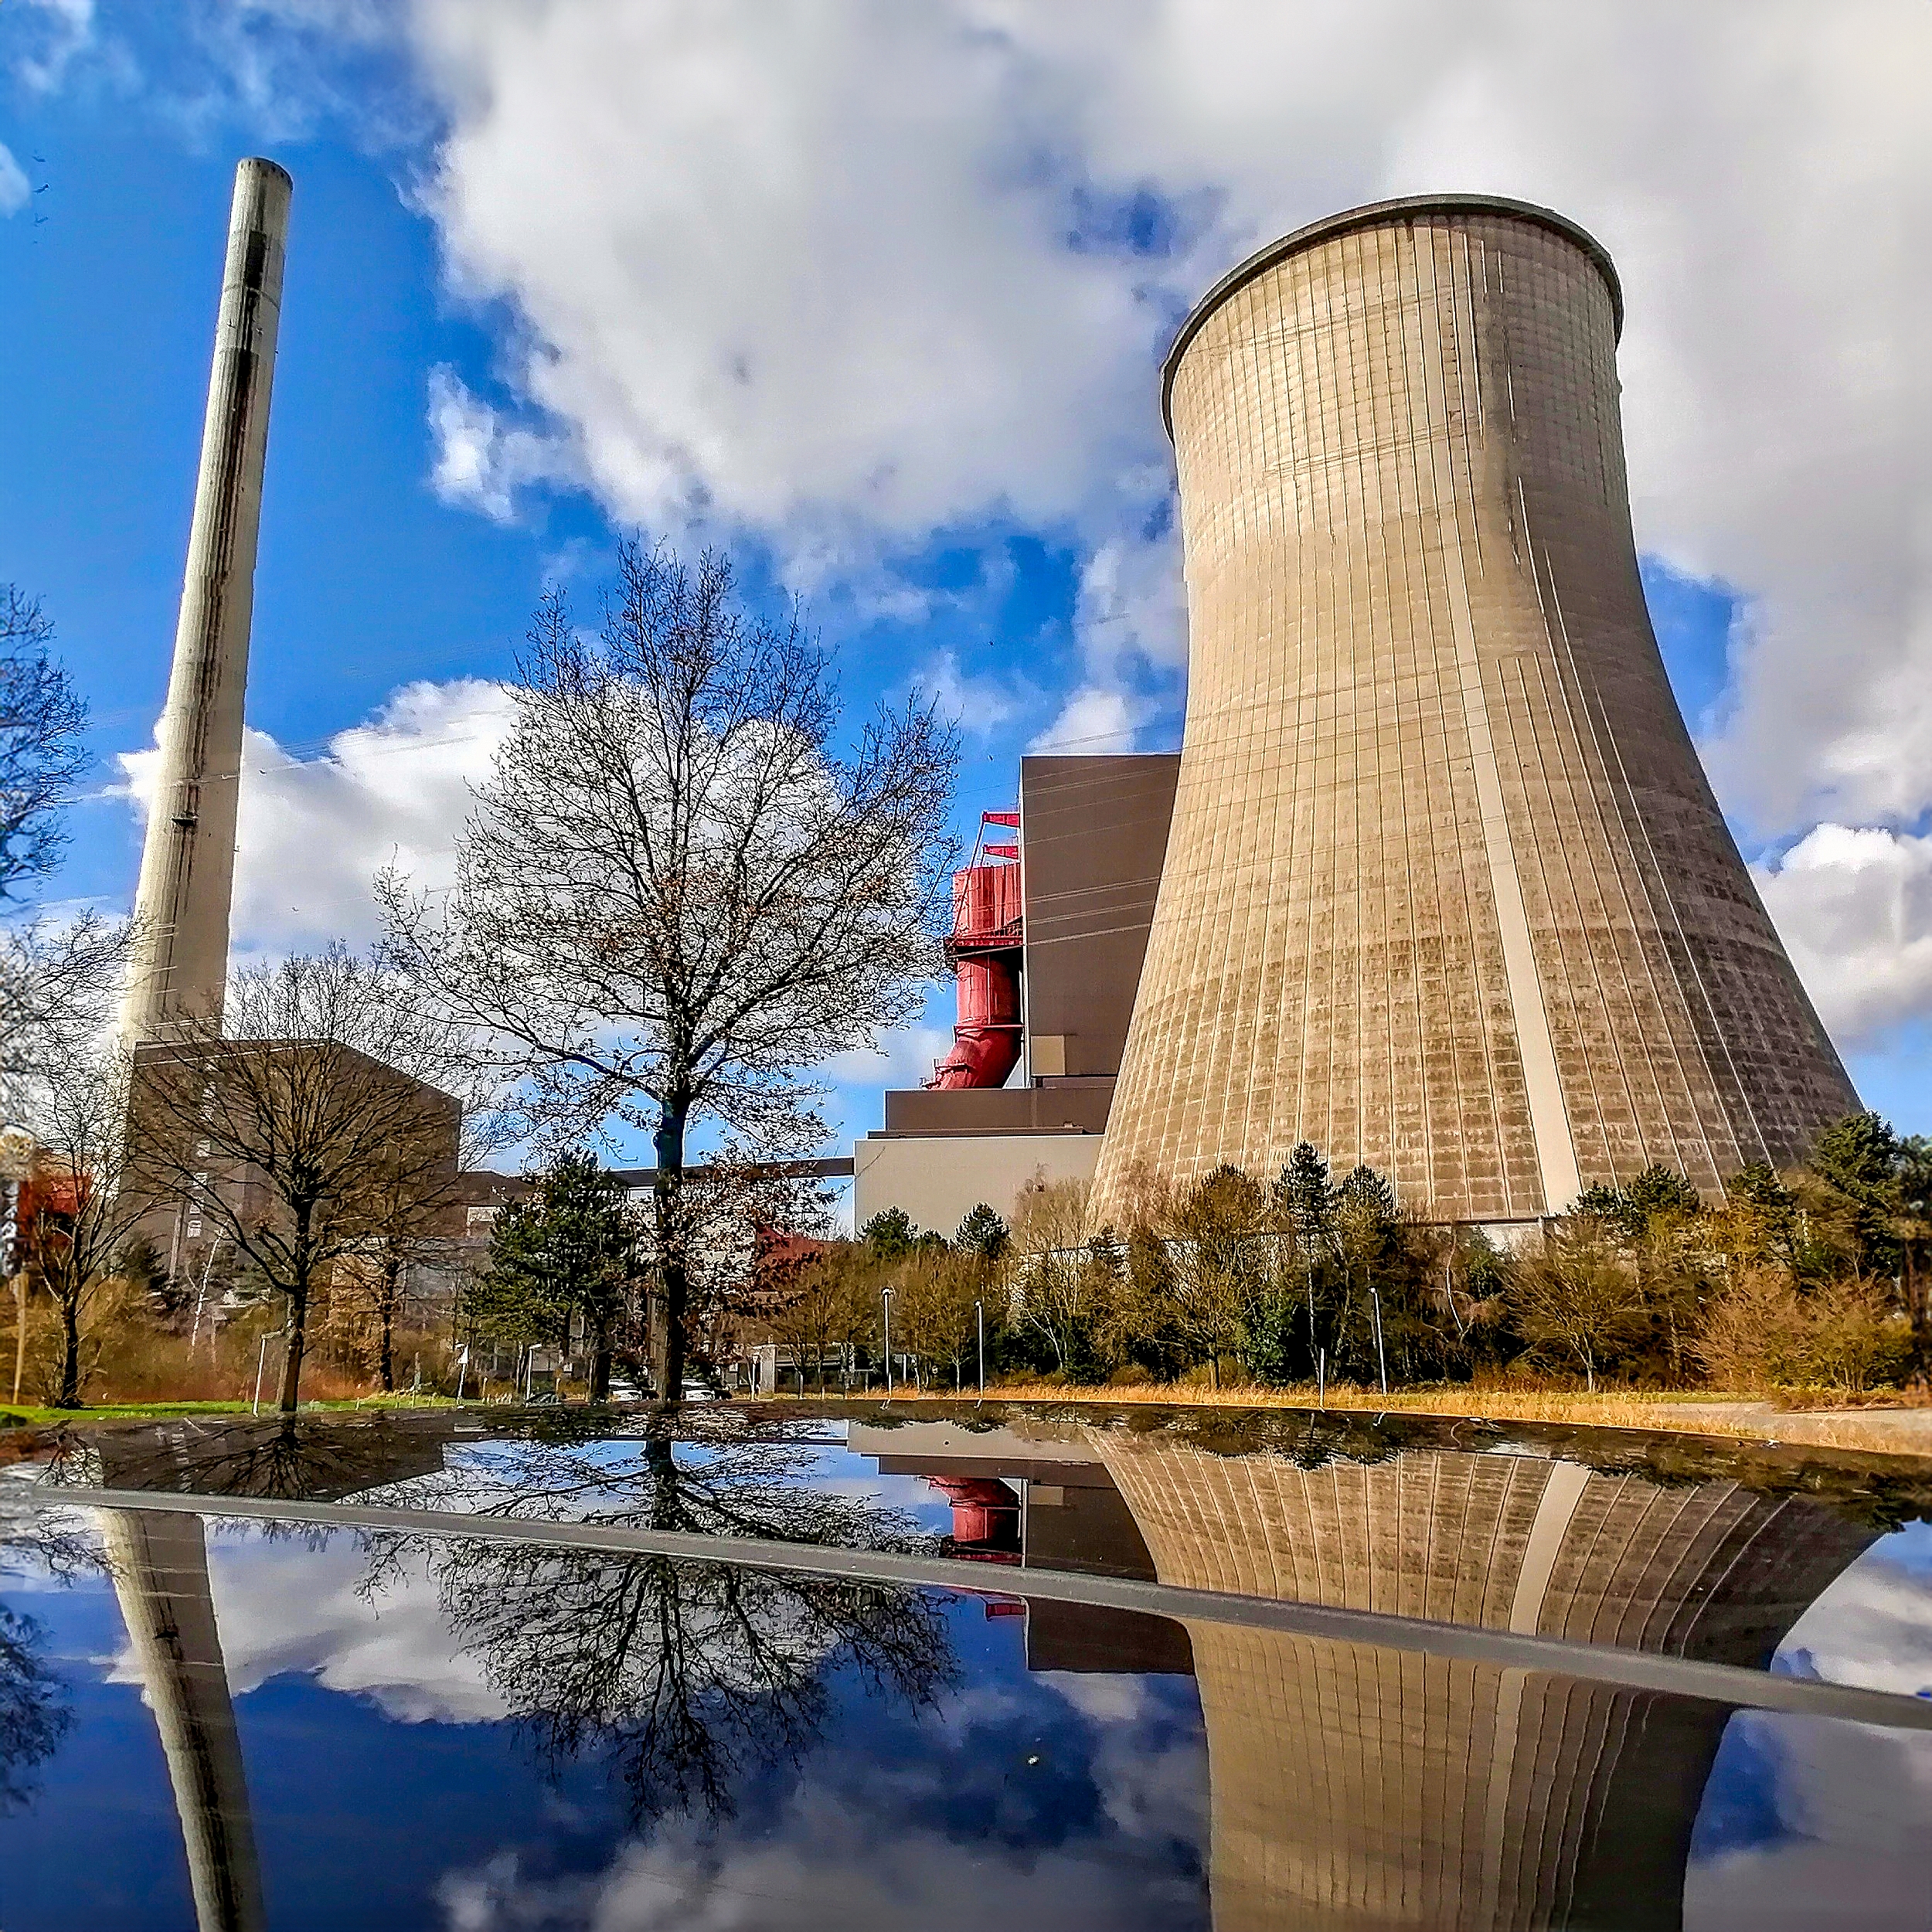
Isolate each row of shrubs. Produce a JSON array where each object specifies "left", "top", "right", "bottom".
[{"left": 809, "top": 1112, "right": 1931, "bottom": 1397}]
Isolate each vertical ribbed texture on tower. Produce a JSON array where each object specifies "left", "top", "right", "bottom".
[
  {"left": 121, "top": 158, "right": 291, "bottom": 1044},
  {"left": 1094, "top": 196, "right": 1855, "bottom": 1223},
  {"left": 1092, "top": 1434, "right": 1876, "bottom": 1930}
]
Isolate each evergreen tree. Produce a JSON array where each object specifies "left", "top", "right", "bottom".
[
  {"left": 471, "top": 1154, "right": 642, "bottom": 1400},
  {"left": 954, "top": 1203, "right": 1009, "bottom": 1260}
]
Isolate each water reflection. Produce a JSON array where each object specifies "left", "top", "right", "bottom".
[
  {"left": 0, "top": 1599, "right": 69, "bottom": 1817},
  {"left": 13, "top": 1403, "right": 1932, "bottom": 1929},
  {"left": 359, "top": 1429, "right": 957, "bottom": 1823},
  {"left": 99, "top": 1510, "right": 263, "bottom": 1932},
  {"left": 856, "top": 1409, "right": 1914, "bottom": 1932}
]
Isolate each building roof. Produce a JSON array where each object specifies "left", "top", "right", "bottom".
[{"left": 1160, "top": 193, "right": 1624, "bottom": 437}]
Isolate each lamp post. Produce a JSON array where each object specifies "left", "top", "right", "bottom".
[
  {"left": 881, "top": 1287, "right": 893, "bottom": 1395},
  {"left": 975, "top": 1301, "right": 985, "bottom": 1396}
]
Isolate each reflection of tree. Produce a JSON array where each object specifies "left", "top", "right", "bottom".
[
  {"left": 39, "top": 1410, "right": 466, "bottom": 1505},
  {"left": 365, "top": 1420, "right": 957, "bottom": 1824},
  {"left": 0, "top": 1601, "right": 70, "bottom": 1815}
]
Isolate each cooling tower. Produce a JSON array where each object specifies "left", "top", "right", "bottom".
[{"left": 1093, "top": 196, "right": 1855, "bottom": 1224}]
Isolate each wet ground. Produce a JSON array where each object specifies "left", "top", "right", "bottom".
[{"left": 2, "top": 1400, "right": 1929, "bottom": 1930}]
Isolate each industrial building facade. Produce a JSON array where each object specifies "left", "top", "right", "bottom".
[{"left": 853, "top": 754, "right": 1178, "bottom": 1237}]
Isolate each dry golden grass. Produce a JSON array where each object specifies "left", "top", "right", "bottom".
[{"left": 880, "top": 1379, "right": 1932, "bottom": 1459}]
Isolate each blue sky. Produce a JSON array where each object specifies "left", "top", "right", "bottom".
[{"left": 4, "top": 2, "right": 1928, "bottom": 1161}]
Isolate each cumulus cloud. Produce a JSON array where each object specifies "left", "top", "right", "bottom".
[
  {"left": 824, "top": 1024, "right": 957, "bottom": 1094},
  {"left": 391, "top": 2, "right": 1930, "bottom": 818},
  {"left": 100, "top": 1526, "right": 509, "bottom": 1724},
  {"left": 427, "top": 366, "right": 573, "bottom": 523},
  {"left": 911, "top": 649, "right": 1026, "bottom": 740},
  {"left": 434, "top": 1769, "right": 1203, "bottom": 1932},
  {"left": 117, "top": 676, "right": 514, "bottom": 955},
  {"left": 1753, "top": 826, "right": 1932, "bottom": 1053}
]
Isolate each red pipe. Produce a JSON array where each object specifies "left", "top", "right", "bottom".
[{"left": 929, "top": 857, "right": 1023, "bottom": 1090}]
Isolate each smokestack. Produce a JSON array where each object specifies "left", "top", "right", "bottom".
[{"left": 121, "top": 158, "right": 291, "bottom": 1043}]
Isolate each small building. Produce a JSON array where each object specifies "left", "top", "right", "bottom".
[{"left": 854, "top": 752, "right": 1179, "bottom": 1240}]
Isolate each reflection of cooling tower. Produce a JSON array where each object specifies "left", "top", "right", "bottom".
[
  {"left": 100, "top": 1509, "right": 264, "bottom": 1932},
  {"left": 1094, "top": 196, "right": 1855, "bottom": 1223},
  {"left": 1093, "top": 1437, "right": 1876, "bottom": 1931}
]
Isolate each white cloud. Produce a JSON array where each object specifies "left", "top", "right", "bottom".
[
  {"left": 0, "top": 144, "right": 29, "bottom": 217},
  {"left": 100, "top": 1526, "right": 509, "bottom": 1724},
  {"left": 118, "top": 676, "right": 515, "bottom": 954},
  {"left": 1029, "top": 685, "right": 1141, "bottom": 755},
  {"left": 409, "top": 0, "right": 1167, "bottom": 566},
  {"left": 434, "top": 1779, "right": 1202, "bottom": 1932},
  {"left": 824, "top": 1024, "right": 956, "bottom": 1093},
  {"left": 427, "top": 366, "right": 573, "bottom": 523},
  {"left": 1753, "top": 825, "right": 1932, "bottom": 1052},
  {"left": 386, "top": 2, "right": 1929, "bottom": 837},
  {"left": 911, "top": 649, "right": 1025, "bottom": 740},
  {"left": 2, "top": 0, "right": 97, "bottom": 93}
]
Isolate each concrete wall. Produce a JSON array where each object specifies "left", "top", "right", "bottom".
[
  {"left": 1097, "top": 197, "right": 1855, "bottom": 1224},
  {"left": 852, "top": 1131, "right": 1101, "bottom": 1241}
]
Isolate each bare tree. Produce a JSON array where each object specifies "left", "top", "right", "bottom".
[
  {"left": 1, "top": 586, "right": 85, "bottom": 904},
  {"left": 1507, "top": 1216, "right": 1648, "bottom": 1392},
  {"left": 752, "top": 1242, "right": 874, "bottom": 1396},
  {"left": 125, "top": 949, "right": 477, "bottom": 1412},
  {"left": 19, "top": 1048, "right": 151, "bottom": 1408},
  {"left": 379, "top": 540, "right": 957, "bottom": 1401},
  {"left": 0, "top": 587, "right": 134, "bottom": 1120}
]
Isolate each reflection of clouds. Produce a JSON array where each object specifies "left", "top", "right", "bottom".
[
  {"left": 1770, "top": 1522, "right": 1932, "bottom": 1699},
  {"left": 102, "top": 1527, "right": 509, "bottom": 1726},
  {"left": 1686, "top": 1713, "right": 1932, "bottom": 1932},
  {"left": 436, "top": 1783, "right": 1204, "bottom": 1932},
  {"left": 1658, "top": 1526, "right": 1932, "bottom": 1931},
  {"left": 1043, "top": 1674, "right": 1207, "bottom": 1853}
]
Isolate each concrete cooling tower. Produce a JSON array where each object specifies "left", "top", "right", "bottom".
[{"left": 1092, "top": 196, "right": 1855, "bottom": 1226}]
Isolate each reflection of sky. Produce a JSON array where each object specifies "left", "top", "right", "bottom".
[
  {"left": 0, "top": 1526, "right": 1206, "bottom": 1932},
  {"left": 1685, "top": 1522, "right": 1932, "bottom": 1932}
]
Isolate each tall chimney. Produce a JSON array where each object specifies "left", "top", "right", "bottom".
[{"left": 121, "top": 158, "right": 291, "bottom": 1043}]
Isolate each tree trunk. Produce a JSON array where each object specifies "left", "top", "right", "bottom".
[
  {"left": 651, "top": 1102, "right": 690, "bottom": 1403},
  {"left": 379, "top": 1256, "right": 400, "bottom": 1394},
  {"left": 57, "top": 1292, "right": 81, "bottom": 1410},
  {"left": 278, "top": 1231, "right": 313, "bottom": 1413},
  {"left": 589, "top": 1322, "right": 613, "bottom": 1403}
]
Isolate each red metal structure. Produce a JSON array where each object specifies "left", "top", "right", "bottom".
[{"left": 927, "top": 811, "right": 1023, "bottom": 1090}]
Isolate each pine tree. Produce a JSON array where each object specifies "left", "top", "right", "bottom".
[{"left": 471, "top": 1154, "right": 642, "bottom": 1400}]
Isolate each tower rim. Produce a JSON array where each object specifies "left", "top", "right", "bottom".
[{"left": 1159, "top": 193, "right": 1623, "bottom": 438}]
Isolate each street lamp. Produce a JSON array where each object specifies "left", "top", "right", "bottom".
[{"left": 881, "top": 1287, "right": 893, "bottom": 1395}]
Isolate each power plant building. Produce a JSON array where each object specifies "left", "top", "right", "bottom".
[
  {"left": 866, "top": 195, "right": 1855, "bottom": 1236},
  {"left": 853, "top": 754, "right": 1178, "bottom": 1238}
]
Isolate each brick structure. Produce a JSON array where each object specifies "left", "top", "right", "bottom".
[{"left": 1094, "top": 196, "right": 1855, "bottom": 1226}]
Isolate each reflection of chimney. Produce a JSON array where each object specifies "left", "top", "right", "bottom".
[
  {"left": 121, "top": 159, "right": 292, "bottom": 1043},
  {"left": 1094, "top": 1436, "right": 1878, "bottom": 1932},
  {"left": 100, "top": 1509, "right": 265, "bottom": 1932}
]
